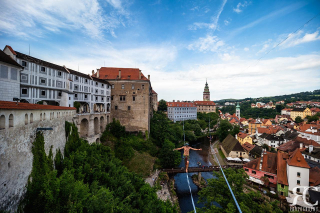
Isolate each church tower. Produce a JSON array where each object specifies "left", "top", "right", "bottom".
[
  {"left": 236, "top": 102, "right": 240, "bottom": 119},
  {"left": 203, "top": 80, "right": 210, "bottom": 101}
]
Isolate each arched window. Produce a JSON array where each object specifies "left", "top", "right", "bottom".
[
  {"left": 40, "top": 113, "right": 42, "bottom": 121},
  {"left": 25, "top": 114, "right": 28, "bottom": 125},
  {"left": 43, "top": 113, "right": 46, "bottom": 120},
  {"left": 0, "top": 115, "right": 5, "bottom": 129},
  {"left": 9, "top": 114, "right": 13, "bottom": 127},
  {"left": 30, "top": 113, "right": 33, "bottom": 123}
]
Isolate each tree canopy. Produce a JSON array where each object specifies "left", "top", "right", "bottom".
[
  {"left": 158, "top": 99, "right": 167, "bottom": 111},
  {"left": 197, "top": 168, "right": 282, "bottom": 213}
]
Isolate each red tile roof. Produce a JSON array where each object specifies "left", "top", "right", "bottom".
[
  {"left": 294, "top": 137, "right": 319, "bottom": 147},
  {"left": 95, "top": 67, "right": 149, "bottom": 81},
  {"left": 5, "top": 45, "right": 16, "bottom": 55},
  {"left": 240, "top": 118, "right": 247, "bottom": 122},
  {"left": 242, "top": 142, "right": 255, "bottom": 152},
  {"left": 152, "top": 89, "right": 157, "bottom": 94},
  {"left": 244, "top": 151, "right": 277, "bottom": 174},
  {"left": 277, "top": 152, "right": 289, "bottom": 185},
  {"left": 257, "top": 126, "right": 282, "bottom": 134},
  {"left": 167, "top": 102, "right": 196, "bottom": 107},
  {"left": 238, "top": 132, "right": 248, "bottom": 139},
  {"left": 287, "top": 149, "right": 310, "bottom": 168},
  {"left": 194, "top": 101, "right": 216, "bottom": 106},
  {"left": 0, "top": 101, "right": 76, "bottom": 110},
  {"left": 309, "top": 167, "right": 320, "bottom": 186}
]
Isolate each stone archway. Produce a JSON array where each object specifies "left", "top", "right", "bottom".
[
  {"left": 80, "top": 118, "right": 89, "bottom": 137},
  {"left": 100, "top": 116, "right": 105, "bottom": 133},
  {"left": 94, "top": 117, "right": 99, "bottom": 134}
]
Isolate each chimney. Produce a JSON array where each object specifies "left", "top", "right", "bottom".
[
  {"left": 119, "top": 69, "right": 121, "bottom": 79},
  {"left": 148, "top": 75, "right": 150, "bottom": 80},
  {"left": 97, "top": 69, "right": 100, "bottom": 78},
  {"left": 92, "top": 70, "right": 94, "bottom": 76},
  {"left": 309, "top": 145, "right": 313, "bottom": 153},
  {"left": 300, "top": 143, "right": 303, "bottom": 149},
  {"left": 173, "top": 100, "right": 175, "bottom": 102},
  {"left": 139, "top": 70, "right": 141, "bottom": 79}
]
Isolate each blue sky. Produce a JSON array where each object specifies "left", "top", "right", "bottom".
[{"left": 1, "top": 0, "right": 320, "bottom": 101}]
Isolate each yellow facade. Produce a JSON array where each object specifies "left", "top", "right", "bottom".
[
  {"left": 238, "top": 135, "right": 253, "bottom": 145},
  {"left": 290, "top": 108, "right": 311, "bottom": 120},
  {"left": 248, "top": 122, "right": 262, "bottom": 134}
]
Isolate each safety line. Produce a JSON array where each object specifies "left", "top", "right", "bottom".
[
  {"left": 186, "top": 173, "right": 197, "bottom": 213},
  {"left": 211, "top": 145, "right": 242, "bottom": 213}
]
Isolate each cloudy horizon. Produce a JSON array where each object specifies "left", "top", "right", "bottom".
[{"left": 1, "top": 0, "right": 319, "bottom": 101}]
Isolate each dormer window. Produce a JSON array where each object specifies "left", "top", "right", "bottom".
[{"left": 128, "top": 75, "right": 131, "bottom": 79}]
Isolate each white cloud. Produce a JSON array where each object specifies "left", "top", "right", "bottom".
[
  {"left": 188, "top": 35, "right": 225, "bottom": 52},
  {"left": 233, "top": 1, "right": 249, "bottom": 13},
  {"left": 0, "top": 0, "right": 128, "bottom": 39},
  {"left": 244, "top": 47, "right": 249, "bottom": 51},
  {"left": 151, "top": 54, "right": 320, "bottom": 100},
  {"left": 280, "top": 30, "right": 320, "bottom": 48},
  {"left": 189, "top": 0, "right": 227, "bottom": 31},
  {"left": 224, "top": 20, "right": 230, "bottom": 25}
]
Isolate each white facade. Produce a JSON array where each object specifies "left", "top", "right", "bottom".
[
  {"left": 287, "top": 164, "right": 309, "bottom": 192},
  {"left": 0, "top": 56, "right": 23, "bottom": 101},
  {"left": 298, "top": 130, "right": 320, "bottom": 143},
  {"left": 1, "top": 46, "right": 111, "bottom": 114},
  {"left": 167, "top": 103, "right": 197, "bottom": 123}
]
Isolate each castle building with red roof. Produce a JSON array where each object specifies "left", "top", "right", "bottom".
[
  {"left": 92, "top": 67, "right": 153, "bottom": 133},
  {"left": 167, "top": 101, "right": 197, "bottom": 123}
]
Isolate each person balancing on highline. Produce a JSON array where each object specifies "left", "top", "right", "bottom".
[{"left": 173, "top": 143, "right": 202, "bottom": 173}]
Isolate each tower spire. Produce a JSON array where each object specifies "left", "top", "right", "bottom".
[{"left": 203, "top": 79, "right": 210, "bottom": 101}]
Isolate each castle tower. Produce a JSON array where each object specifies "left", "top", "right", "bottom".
[
  {"left": 203, "top": 80, "right": 210, "bottom": 101},
  {"left": 236, "top": 102, "right": 240, "bottom": 119}
]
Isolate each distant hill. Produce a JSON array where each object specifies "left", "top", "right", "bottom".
[{"left": 215, "top": 89, "right": 320, "bottom": 103}]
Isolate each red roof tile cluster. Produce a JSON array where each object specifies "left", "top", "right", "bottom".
[
  {"left": 294, "top": 137, "right": 319, "bottom": 147},
  {"left": 287, "top": 149, "right": 310, "bottom": 168},
  {"left": 277, "top": 152, "right": 289, "bottom": 185},
  {"left": 257, "top": 126, "right": 282, "bottom": 134},
  {"left": 240, "top": 118, "right": 247, "bottom": 122},
  {"left": 194, "top": 101, "right": 216, "bottom": 106},
  {"left": 167, "top": 102, "right": 196, "bottom": 107},
  {"left": 152, "top": 89, "right": 157, "bottom": 94},
  {"left": 238, "top": 132, "right": 248, "bottom": 139},
  {"left": 244, "top": 151, "right": 277, "bottom": 174},
  {"left": 0, "top": 101, "right": 76, "bottom": 110},
  {"left": 95, "top": 67, "right": 149, "bottom": 81},
  {"left": 242, "top": 142, "right": 255, "bottom": 152},
  {"left": 310, "top": 108, "right": 320, "bottom": 113},
  {"left": 309, "top": 167, "right": 320, "bottom": 186}
]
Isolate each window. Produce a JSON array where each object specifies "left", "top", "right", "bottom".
[
  {"left": 96, "top": 97, "right": 98, "bottom": 101},
  {"left": 85, "top": 95, "right": 87, "bottom": 99},
  {"left": 142, "top": 84, "right": 144, "bottom": 89},
  {"left": 11, "top": 68, "right": 17, "bottom": 80},
  {"left": 58, "top": 71, "right": 62, "bottom": 76},
  {"left": 9, "top": 114, "right": 13, "bottom": 127},
  {"left": 74, "top": 85, "right": 78, "bottom": 90},
  {"left": 280, "top": 192, "right": 284, "bottom": 196},
  {"left": 22, "top": 61, "right": 27, "bottom": 67},
  {"left": 128, "top": 106, "right": 131, "bottom": 110},
  {"left": 41, "top": 67, "right": 45, "bottom": 72},
  {"left": 245, "top": 168, "right": 249, "bottom": 172},
  {"left": 0, "top": 65, "right": 8, "bottom": 78},
  {"left": 75, "top": 76, "right": 78, "bottom": 81},
  {"left": 40, "top": 79, "right": 46, "bottom": 84},
  {"left": 112, "top": 84, "right": 114, "bottom": 89},
  {"left": 252, "top": 170, "right": 256, "bottom": 174},
  {"left": 132, "top": 84, "right": 135, "bottom": 89},
  {"left": 58, "top": 92, "right": 62, "bottom": 97},
  {"left": 120, "top": 96, "right": 126, "bottom": 101},
  {"left": 30, "top": 113, "right": 33, "bottom": 123},
  {"left": 297, "top": 180, "right": 300, "bottom": 185},
  {"left": 115, "top": 106, "right": 118, "bottom": 110},
  {"left": 25, "top": 114, "right": 28, "bottom": 125},
  {"left": 133, "top": 96, "right": 136, "bottom": 101},
  {"left": 41, "top": 90, "right": 46, "bottom": 96},
  {"left": 297, "top": 172, "right": 300, "bottom": 177},
  {"left": 22, "top": 88, "right": 28, "bottom": 95},
  {"left": 0, "top": 115, "right": 5, "bottom": 129},
  {"left": 297, "top": 188, "right": 300, "bottom": 193},
  {"left": 95, "top": 89, "right": 98, "bottom": 93},
  {"left": 111, "top": 95, "right": 114, "bottom": 100},
  {"left": 96, "top": 82, "right": 98, "bottom": 86},
  {"left": 101, "top": 97, "right": 104, "bottom": 101},
  {"left": 102, "top": 84, "right": 104, "bottom": 87},
  {"left": 121, "top": 84, "right": 124, "bottom": 89},
  {"left": 75, "top": 94, "right": 78, "bottom": 98}
]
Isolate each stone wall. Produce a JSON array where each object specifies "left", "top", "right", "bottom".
[
  {"left": 0, "top": 116, "right": 73, "bottom": 212},
  {"left": 109, "top": 80, "right": 152, "bottom": 133}
]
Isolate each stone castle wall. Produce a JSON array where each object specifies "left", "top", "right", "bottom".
[{"left": 0, "top": 116, "right": 73, "bottom": 212}]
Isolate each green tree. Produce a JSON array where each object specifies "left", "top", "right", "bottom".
[
  {"left": 295, "top": 116, "right": 303, "bottom": 123},
  {"left": 74, "top": 101, "right": 81, "bottom": 113},
  {"left": 105, "top": 118, "right": 126, "bottom": 138},
  {"left": 159, "top": 139, "right": 181, "bottom": 168},
  {"left": 276, "top": 104, "right": 284, "bottom": 113},
  {"left": 308, "top": 115, "right": 319, "bottom": 123},
  {"left": 158, "top": 99, "right": 167, "bottom": 111},
  {"left": 197, "top": 168, "right": 282, "bottom": 213},
  {"left": 216, "top": 120, "right": 233, "bottom": 142}
]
